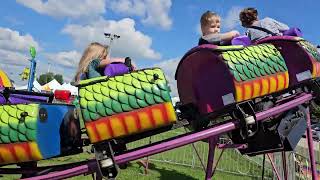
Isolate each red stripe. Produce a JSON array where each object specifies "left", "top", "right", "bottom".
[
  {"left": 118, "top": 114, "right": 129, "bottom": 134},
  {"left": 24, "top": 142, "right": 34, "bottom": 160},
  {"left": 89, "top": 123, "right": 102, "bottom": 141},
  {"left": 146, "top": 107, "right": 156, "bottom": 128},
  {"left": 159, "top": 103, "right": 170, "bottom": 124},
  {"left": 8, "top": 145, "right": 19, "bottom": 162},
  {"left": 105, "top": 118, "right": 114, "bottom": 138},
  {"left": 282, "top": 73, "right": 288, "bottom": 88},
  {"left": 267, "top": 77, "right": 271, "bottom": 94},
  {"left": 131, "top": 111, "right": 141, "bottom": 131}
]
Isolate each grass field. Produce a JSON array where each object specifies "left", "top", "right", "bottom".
[{"left": 0, "top": 128, "right": 272, "bottom": 179}]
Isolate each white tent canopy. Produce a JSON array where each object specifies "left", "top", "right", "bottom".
[
  {"left": 15, "top": 79, "right": 78, "bottom": 95},
  {"left": 15, "top": 80, "right": 42, "bottom": 92}
]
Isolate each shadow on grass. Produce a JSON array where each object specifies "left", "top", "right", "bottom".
[{"left": 138, "top": 162, "right": 197, "bottom": 180}]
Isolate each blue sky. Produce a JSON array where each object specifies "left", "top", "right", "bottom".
[{"left": 0, "top": 0, "right": 319, "bottom": 95}]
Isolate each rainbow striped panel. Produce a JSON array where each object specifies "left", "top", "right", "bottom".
[
  {"left": 234, "top": 72, "right": 289, "bottom": 102},
  {"left": 0, "top": 103, "right": 75, "bottom": 165},
  {"left": 78, "top": 68, "right": 177, "bottom": 143},
  {"left": 85, "top": 102, "right": 176, "bottom": 143},
  {"left": 0, "top": 141, "right": 42, "bottom": 165}
]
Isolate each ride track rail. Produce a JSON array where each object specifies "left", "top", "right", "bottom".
[{"left": 5, "top": 93, "right": 316, "bottom": 180}]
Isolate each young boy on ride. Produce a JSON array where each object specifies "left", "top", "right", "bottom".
[
  {"left": 74, "top": 42, "right": 135, "bottom": 83},
  {"left": 239, "top": 7, "right": 290, "bottom": 41},
  {"left": 199, "top": 11, "right": 240, "bottom": 45}
]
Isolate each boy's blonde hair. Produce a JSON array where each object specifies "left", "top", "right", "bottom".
[
  {"left": 75, "top": 42, "right": 109, "bottom": 82},
  {"left": 200, "top": 11, "right": 220, "bottom": 29}
]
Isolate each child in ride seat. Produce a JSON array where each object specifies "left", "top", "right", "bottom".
[
  {"left": 74, "top": 42, "right": 132, "bottom": 168},
  {"left": 74, "top": 42, "right": 135, "bottom": 82},
  {"left": 199, "top": 11, "right": 240, "bottom": 45},
  {"left": 239, "top": 8, "right": 290, "bottom": 41}
]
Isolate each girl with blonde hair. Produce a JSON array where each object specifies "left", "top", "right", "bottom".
[{"left": 74, "top": 42, "right": 130, "bottom": 82}]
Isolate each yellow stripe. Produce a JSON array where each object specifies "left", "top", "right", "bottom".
[
  {"left": 14, "top": 146, "right": 29, "bottom": 162},
  {"left": 285, "top": 72, "right": 289, "bottom": 88},
  {"left": 252, "top": 81, "right": 260, "bottom": 98},
  {"left": 243, "top": 84, "right": 252, "bottom": 100},
  {"left": 261, "top": 79, "right": 269, "bottom": 96},
  {"left": 124, "top": 115, "right": 139, "bottom": 134},
  {"left": 269, "top": 76, "right": 277, "bottom": 93},
  {"left": 110, "top": 117, "right": 126, "bottom": 137},
  {"left": 277, "top": 74, "right": 285, "bottom": 90},
  {"left": 164, "top": 102, "right": 177, "bottom": 123},
  {"left": 0, "top": 147, "right": 14, "bottom": 163},
  {"left": 138, "top": 111, "right": 153, "bottom": 130},
  {"left": 235, "top": 84, "right": 243, "bottom": 102},
  {"left": 152, "top": 108, "right": 164, "bottom": 126},
  {"left": 96, "top": 122, "right": 111, "bottom": 140},
  {"left": 86, "top": 125, "right": 97, "bottom": 143},
  {"left": 29, "top": 142, "right": 43, "bottom": 160}
]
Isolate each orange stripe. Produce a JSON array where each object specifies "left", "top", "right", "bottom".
[
  {"left": 241, "top": 83, "right": 246, "bottom": 101},
  {"left": 105, "top": 118, "right": 114, "bottom": 138},
  {"left": 119, "top": 114, "right": 129, "bottom": 134},
  {"left": 283, "top": 73, "right": 288, "bottom": 88},
  {"left": 160, "top": 103, "right": 169, "bottom": 124},
  {"left": 92, "top": 123, "right": 102, "bottom": 142},
  {"left": 267, "top": 77, "right": 271, "bottom": 94},
  {"left": 25, "top": 143, "right": 33, "bottom": 160},
  {"left": 8, "top": 145, "right": 19, "bottom": 162},
  {"left": 146, "top": 107, "right": 156, "bottom": 128},
  {"left": 258, "top": 78, "right": 263, "bottom": 96},
  {"left": 250, "top": 81, "right": 254, "bottom": 98}
]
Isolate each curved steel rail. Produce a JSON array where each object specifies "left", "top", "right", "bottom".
[{"left": 18, "top": 93, "right": 315, "bottom": 180}]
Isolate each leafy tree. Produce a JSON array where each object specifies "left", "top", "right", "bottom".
[
  {"left": 37, "top": 72, "right": 64, "bottom": 85},
  {"left": 54, "top": 74, "right": 64, "bottom": 84}
]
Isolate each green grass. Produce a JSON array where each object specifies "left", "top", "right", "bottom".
[{"left": 0, "top": 128, "right": 270, "bottom": 179}]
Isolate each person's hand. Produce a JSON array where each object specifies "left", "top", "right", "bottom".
[
  {"left": 125, "top": 57, "right": 137, "bottom": 71},
  {"left": 231, "top": 30, "right": 240, "bottom": 37}
]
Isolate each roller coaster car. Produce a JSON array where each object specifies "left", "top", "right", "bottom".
[
  {"left": 0, "top": 89, "right": 82, "bottom": 166},
  {"left": 77, "top": 68, "right": 177, "bottom": 178},
  {"left": 175, "top": 36, "right": 320, "bottom": 155}
]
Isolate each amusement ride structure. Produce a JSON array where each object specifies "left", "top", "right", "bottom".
[{"left": 0, "top": 33, "right": 319, "bottom": 180}]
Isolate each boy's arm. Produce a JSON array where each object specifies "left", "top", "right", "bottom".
[
  {"left": 220, "top": 30, "right": 240, "bottom": 42},
  {"left": 99, "top": 57, "right": 137, "bottom": 70},
  {"left": 99, "top": 57, "right": 125, "bottom": 67}
]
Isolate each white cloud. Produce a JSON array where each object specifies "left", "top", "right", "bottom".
[
  {"left": 222, "top": 6, "right": 243, "bottom": 30},
  {"left": 0, "top": 27, "right": 40, "bottom": 67},
  {"left": 107, "top": 0, "right": 173, "bottom": 30},
  {"left": 45, "top": 50, "right": 81, "bottom": 68},
  {"left": 0, "top": 27, "right": 81, "bottom": 85},
  {"left": 62, "top": 18, "right": 161, "bottom": 60},
  {"left": 153, "top": 57, "right": 180, "bottom": 96},
  {"left": 0, "top": 27, "right": 40, "bottom": 86},
  {"left": 0, "top": 27, "right": 40, "bottom": 53},
  {"left": 16, "top": 0, "right": 106, "bottom": 19}
]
